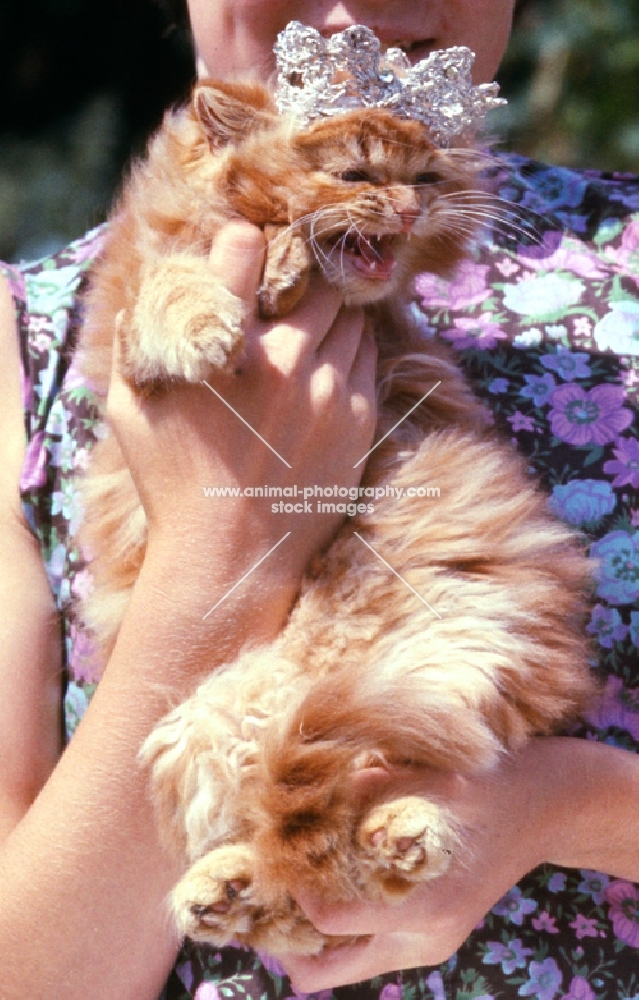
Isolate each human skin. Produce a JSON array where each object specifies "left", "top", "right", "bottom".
[
  {"left": 189, "top": 0, "right": 515, "bottom": 84},
  {"left": 0, "top": 2, "right": 637, "bottom": 998}
]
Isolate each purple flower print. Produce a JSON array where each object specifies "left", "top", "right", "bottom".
[
  {"left": 521, "top": 373, "right": 556, "bottom": 407},
  {"left": 585, "top": 676, "right": 639, "bottom": 740},
  {"left": 540, "top": 351, "right": 591, "bottom": 381},
  {"left": 416, "top": 260, "right": 491, "bottom": 310},
  {"left": 488, "top": 377, "right": 509, "bottom": 394},
  {"left": 532, "top": 912, "right": 559, "bottom": 934},
  {"left": 441, "top": 314, "right": 507, "bottom": 351},
  {"left": 492, "top": 886, "right": 537, "bottom": 925},
  {"left": 605, "top": 881, "right": 639, "bottom": 947},
  {"left": 257, "top": 952, "right": 287, "bottom": 977},
  {"left": 548, "top": 872, "right": 567, "bottom": 893},
  {"left": 569, "top": 914, "right": 600, "bottom": 939},
  {"left": 586, "top": 604, "right": 629, "bottom": 648},
  {"left": 603, "top": 437, "right": 639, "bottom": 489},
  {"left": 560, "top": 977, "right": 595, "bottom": 1000},
  {"left": 483, "top": 938, "right": 532, "bottom": 974},
  {"left": 577, "top": 870, "right": 610, "bottom": 905},
  {"left": 519, "top": 957, "right": 563, "bottom": 1000},
  {"left": 590, "top": 530, "right": 639, "bottom": 605},
  {"left": 549, "top": 479, "right": 616, "bottom": 527},
  {"left": 549, "top": 384, "right": 633, "bottom": 447},
  {"left": 426, "top": 971, "right": 446, "bottom": 1000},
  {"left": 631, "top": 611, "right": 639, "bottom": 647}
]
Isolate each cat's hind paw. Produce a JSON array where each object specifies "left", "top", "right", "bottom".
[
  {"left": 172, "top": 842, "right": 328, "bottom": 957},
  {"left": 356, "top": 796, "right": 455, "bottom": 898},
  {"left": 172, "top": 844, "right": 258, "bottom": 944}
]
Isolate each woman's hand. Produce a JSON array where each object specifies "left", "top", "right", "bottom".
[
  {"left": 279, "top": 737, "right": 639, "bottom": 992},
  {"left": 107, "top": 221, "right": 378, "bottom": 595}
]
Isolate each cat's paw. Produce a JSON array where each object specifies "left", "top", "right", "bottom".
[
  {"left": 258, "top": 224, "right": 312, "bottom": 319},
  {"left": 356, "top": 796, "right": 454, "bottom": 897},
  {"left": 172, "top": 842, "right": 328, "bottom": 956},
  {"left": 128, "top": 258, "right": 246, "bottom": 384},
  {"left": 172, "top": 844, "right": 258, "bottom": 944}
]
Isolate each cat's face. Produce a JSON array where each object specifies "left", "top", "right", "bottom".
[
  {"left": 284, "top": 110, "right": 482, "bottom": 304},
  {"left": 194, "top": 86, "right": 485, "bottom": 307}
]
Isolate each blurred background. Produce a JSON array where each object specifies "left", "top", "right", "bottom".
[{"left": 0, "top": 0, "right": 638, "bottom": 263}]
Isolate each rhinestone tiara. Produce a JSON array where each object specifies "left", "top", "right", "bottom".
[{"left": 274, "top": 21, "right": 506, "bottom": 145}]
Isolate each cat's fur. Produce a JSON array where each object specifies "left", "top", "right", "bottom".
[{"left": 79, "top": 80, "right": 596, "bottom": 957}]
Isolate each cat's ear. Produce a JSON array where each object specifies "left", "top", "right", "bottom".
[{"left": 193, "top": 81, "right": 277, "bottom": 147}]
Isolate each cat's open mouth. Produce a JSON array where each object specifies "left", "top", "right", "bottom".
[{"left": 326, "top": 232, "right": 397, "bottom": 280}]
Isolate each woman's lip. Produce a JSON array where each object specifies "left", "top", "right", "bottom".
[{"left": 317, "top": 26, "right": 436, "bottom": 50}]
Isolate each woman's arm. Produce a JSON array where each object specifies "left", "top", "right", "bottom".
[
  {"left": 0, "top": 224, "right": 377, "bottom": 1000},
  {"left": 0, "top": 273, "right": 62, "bottom": 843},
  {"left": 281, "top": 737, "right": 639, "bottom": 992}
]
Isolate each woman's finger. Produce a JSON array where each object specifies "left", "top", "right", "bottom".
[
  {"left": 281, "top": 933, "right": 442, "bottom": 993},
  {"left": 208, "top": 221, "right": 266, "bottom": 306}
]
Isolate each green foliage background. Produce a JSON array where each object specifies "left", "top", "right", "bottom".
[
  {"left": 0, "top": 0, "right": 637, "bottom": 261},
  {"left": 498, "top": 0, "right": 639, "bottom": 171}
]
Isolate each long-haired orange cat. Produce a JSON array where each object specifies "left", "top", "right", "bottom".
[{"left": 78, "top": 61, "right": 595, "bottom": 957}]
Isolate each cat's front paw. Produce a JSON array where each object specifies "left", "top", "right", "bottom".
[
  {"left": 127, "top": 257, "right": 246, "bottom": 385},
  {"left": 356, "top": 796, "right": 455, "bottom": 899}
]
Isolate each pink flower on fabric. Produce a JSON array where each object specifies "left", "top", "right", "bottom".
[
  {"left": 560, "top": 976, "right": 596, "bottom": 1000},
  {"left": 71, "top": 568, "right": 94, "bottom": 601},
  {"left": 604, "top": 220, "right": 639, "bottom": 271},
  {"left": 195, "top": 985, "right": 222, "bottom": 1000},
  {"left": 379, "top": 985, "right": 402, "bottom": 1000},
  {"left": 495, "top": 257, "right": 520, "bottom": 277},
  {"left": 523, "top": 241, "right": 608, "bottom": 280},
  {"left": 605, "top": 880, "right": 639, "bottom": 947},
  {"left": 532, "top": 911, "right": 560, "bottom": 934},
  {"left": 441, "top": 315, "right": 507, "bottom": 351},
  {"left": 68, "top": 625, "right": 103, "bottom": 685},
  {"left": 416, "top": 260, "right": 491, "bottom": 310},
  {"left": 573, "top": 317, "right": 593, "bottom": 338},
  {"left": 19, "top": 430, "right": 48, "bottom": 491},
  {"left": 508, "top": 411, "right": 536, "bottom": 433},
  {"left": 569, "top": 914, "right": 600, "bottom": 939},
  {"left": 549, "top": 384, "right": 633, "bottom": 446}
]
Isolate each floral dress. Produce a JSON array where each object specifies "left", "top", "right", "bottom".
[{"left": 2, "top": 154, "right": 638, "bottom": 1000}]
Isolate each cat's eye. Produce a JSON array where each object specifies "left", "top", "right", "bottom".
[
  {"left": 415, "top": 171, "right": 444, "bottom": 185},
  {"left": 340, "top": 170, "right": 370, "bottom": 183}
]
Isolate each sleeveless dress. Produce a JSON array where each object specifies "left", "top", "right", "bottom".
[{"left": 2, "top": 154, "right": 639, "bottom": 1000}]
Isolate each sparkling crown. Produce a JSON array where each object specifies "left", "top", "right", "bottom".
[{"left": 274, "top": 21, "right": 506, "bottom": 145}]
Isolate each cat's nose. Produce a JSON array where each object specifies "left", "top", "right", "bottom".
[
  {"left": 388, "top": 189, "right": 420, "bottom": 231},
  {"left": 397, "top": 208, "right": 420, "bottom": 232}
]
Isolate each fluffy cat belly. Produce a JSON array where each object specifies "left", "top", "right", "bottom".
[{"left": 141, "top": 424, "right": 594, "bottom": 956}]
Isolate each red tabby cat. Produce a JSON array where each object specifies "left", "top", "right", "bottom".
[{"left": 79, "top": 79, "right": 595, "bottom": 957}]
